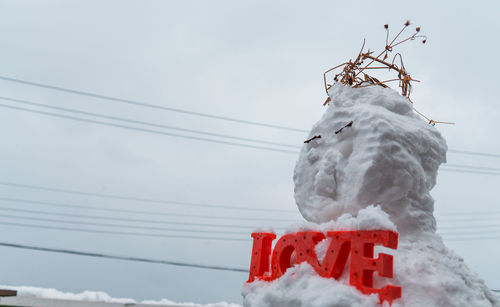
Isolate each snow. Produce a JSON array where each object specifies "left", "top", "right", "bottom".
[
  {"left": 242, "top": 84, "right": 499, "bottom": 306},
  {"left": 293, "top": 83, "right": 446, "bottom": 236},
  {"left": 0, "top": 286, "right": 134, "bottom": 304},
  {"left": 243, "top": 263, "right": 380, "bottom": 307},
  {"left": 283, "top": 205, "right": 396, "bottom": 234},
  {"left": 0, "top": 285, "right": 240, "bottom": 307}
]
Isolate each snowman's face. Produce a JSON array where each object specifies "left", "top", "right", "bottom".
[{"left": 294, "top": 85, "right": 447, "bottom": 224}]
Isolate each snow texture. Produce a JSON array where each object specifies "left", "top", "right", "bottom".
[
  {"left": 294, "top": 84, "right": 446, "bottom": 236},
  {"left": 0, "top": 285, "right": 240, "bottom": 307},
  {"left": 242, "top": 84, "right": 499, "bottom": 307}
]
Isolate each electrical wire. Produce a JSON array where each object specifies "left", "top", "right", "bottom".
[
  {"left": 0, "top": 213, "right": 252, "bottom": 235},
  {"left": 448, "top": 149, "right": 500, "bottom": 159},
  {"left": 0, "top": 240, "right": 499, "bottom": 295},
  {"left": 438, "top": 223, "right": 500, "bottom": 230},
  {"left": 437, "top": 215, "right": 500, "bottom": 222},
  {"left": 0, "top": 95, "right": 301, "bottom": 149},
  {"left": 0, "top": 220, "right": 250, "bottom": 242},
  {"left": 439, "top": 168, "right": 500, "bottom": 176},
  {"left": 6, "top": 209, "right": 500, "bottom": 239},
  {"left": 0, "top": 180, "right": 498, "bottom": 228},
  {"left": 4, "top": 197, "right": 500, "bottom": 233},
  {"left": 5, "top": 196, "right": 499, "bottom": 228},
  {"left": 4, "top": 197, "right": 500, "bottom": 235},
  {"left": 0, "top": 103, "right": 300, "bottom": 155},
  {"left": 3, "top": 200, "right": 500, "bottom": 241},
  {"left": 0, "top": 75, "right": 307, "bottom": 133},
  {"left": 439, "top": 229, "right": 500, "bottom": 237},
  {"left": 2, "top": 101, "right": 500, "bottom": 177},
  {"left": 445, "top": 163, "right": 500, "bottom": 172},
  {"left": 0, "top": 197, "right": 298, "bottom": 223},
  {"left": 436, "top": 210, "right": 500, "bottom": 217},
  {"left": 441, "top": 234, "right": 500, "bottom": 241},
  {"left": 0, "top": 206, "right": 271, "bottom": 230},
  {"left": 3, "top": 75, "right": 500, "bottom": 159},
  {"left": 9, "top": 94, "right": 499, "bottom": 174},
  {"left": 0, "top": 181, "right": 297, "bottom": 213},
  {"left": 0, "top": 241, "right": 249, "bottom": 272}
]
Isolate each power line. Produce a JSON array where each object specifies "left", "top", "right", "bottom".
[
  {"left": 0, "top": 103, "right": 300, "bottom": 155},
  {"left": 438, "top": 223, "right": 500, "bottom": 230},
  {"left": 0, "top": 215, "right": 497, "bottom": 243},
  {"left": 4, "top": 201, "right": 497, "bottom": 241},
  {"left": 0, "top": 240, "right": 498, "bottom": 282},
  {"left": 0, "top": 213, "right": 252, "bottom": 235},
  {"left": 445, "top": 163, "right": 500, "bottom": 172},
  {"left": 3, "top": 102, "right": 500, "bottom": 176},
  {"left": 4, "top": 200, "right": 500, "bottom": 240},
  {"left": 3, "top": 197, "right": 500, "bottom": 233},
  {"left": 439, "top": 211, "right": 500, "bottom": 219},
  {"left": 0, "top": 220, "right": 250, "bottom": 242},
  {"left": 436, "top": 210, "right": 500, "bottom": 217},
  {"left": 0, "top": 181, "right": 297, "bottom": 213},
  {"left": 0, "top": 197, "right": 298, "bottom": 223},
  {"left": 2, "top": 96, "right": 500, "bottom": 175},
  {"left": 0, "top": 206, "right": 271, "bottom": 230},
  {"left": 439, "top": 229, "right": 500, "bottom": 237},
  {"left": 441, "top": 234, "right": 500, "bottom": 241},
  {"left": 438, "top": 214, "right": 500, "bottom": 222},
  {"left": 5, "top": 197, "right": 498, "bottom": 224},
  {"left": 5, "top": 208, "right": 499, "bottom": 238},
  {"left": 0, "top": 178, "right": 498, "bottom": 230},
  {"left": 0, "top": 240, "right": 499, "bottom": 295},
  {"left": 2, "top": 75, "right": 500, "bottom": 159},
  {"left": 439, "top": 168, "right": 500, "bottom": 176},
  {"left": 0, "top": 241, "right": 249, "bottom": 272},
  {"left": 438, "top": 213, "right": 500, "bottom": 220},
  {"left": 0, "top": 75, "right": 307, "bottom": 133},
  {"left": 448, "top": 149, "right": 500, "bottom": 159},
  {"left": 0, "top": 95, "right": 301, "bottom": 149}
]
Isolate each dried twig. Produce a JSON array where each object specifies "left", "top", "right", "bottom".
[
  {"left": 335, "top": 121, "right": 354, "bottom": 134},
  {"left": 322, "top": 21, "right": 453, "bottom": 125},
  {"left": 304, "top": 135, "right": 322, "bottom": 143}
]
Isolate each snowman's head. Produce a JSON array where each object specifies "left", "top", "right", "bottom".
[{"left": 294, "top": 84, "right": 447, "bottom": 232}]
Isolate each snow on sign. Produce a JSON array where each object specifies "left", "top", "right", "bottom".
[
  {"left": 247, "top": 230, "right": 401, "bottom": 304},
  {"left": 242, "top": 21, "right": 499, "bottom": 307}
]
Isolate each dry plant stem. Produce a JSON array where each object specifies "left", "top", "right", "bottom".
[
  {"left": 388, "top": 24, "right": 409, "bottom": 46},
  {"left": 321, "top": 21, "right": 453, "bottom": 125},
  {"left": 335, "top": 121, "right": 354, "bottom": 134},
  {"left": 323, "top": 62, "right": 349, "bottom": 92},
  {"left": 304, "top": 135, "right": 322, "bottom": 144}
]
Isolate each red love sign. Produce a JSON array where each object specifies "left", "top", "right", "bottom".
[{"left": 247, "top": 230, "right": 401, "bottom": 305}]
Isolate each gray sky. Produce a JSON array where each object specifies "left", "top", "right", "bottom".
[{"left": 0, "top": 0, "right": 499, "bottom": 304}]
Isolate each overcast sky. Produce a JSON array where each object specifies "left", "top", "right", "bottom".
[{"left": 0, "top": 0, "right": 499, "bottom": 304}]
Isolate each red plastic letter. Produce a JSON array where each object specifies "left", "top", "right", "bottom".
[
  {"left": 293, "top": 231, "right": 326, "bottom": 272},
  {"left": 349, "top": 230, "right": 401, "bottom": 304},
  {"left": 269, "top": 233, "right": 302, "bottom": 280},
  {"left": 247, "top": 232, "right": 276, "bottom": 282},
  {"left": 313, "top": 231, "right": 352, "bottom": 279}
]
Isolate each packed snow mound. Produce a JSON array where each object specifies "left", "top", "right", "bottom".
[
  {"left": 242, "top": 263, "right": 380, "bottom": 307},
  {"left": 242, "top": 233, "right": 499, "bottom": 307},
  {"left": 393, "top": 234, "right": 498, "bottom": 307},
  {"left": 0, "top": 286, "right": 134, "bottom": 304},
  {"left": 243, "top": 84, "right": 499, "bottom": 307},
  {"left": 0, "top": 285, "right": 240, "bottom": 307},
  {"left": 284, "top": 205, "right": 396, "bottom": 233},
  {"left": 294, "top": 84, "right": 447, "bottom": 235}
]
